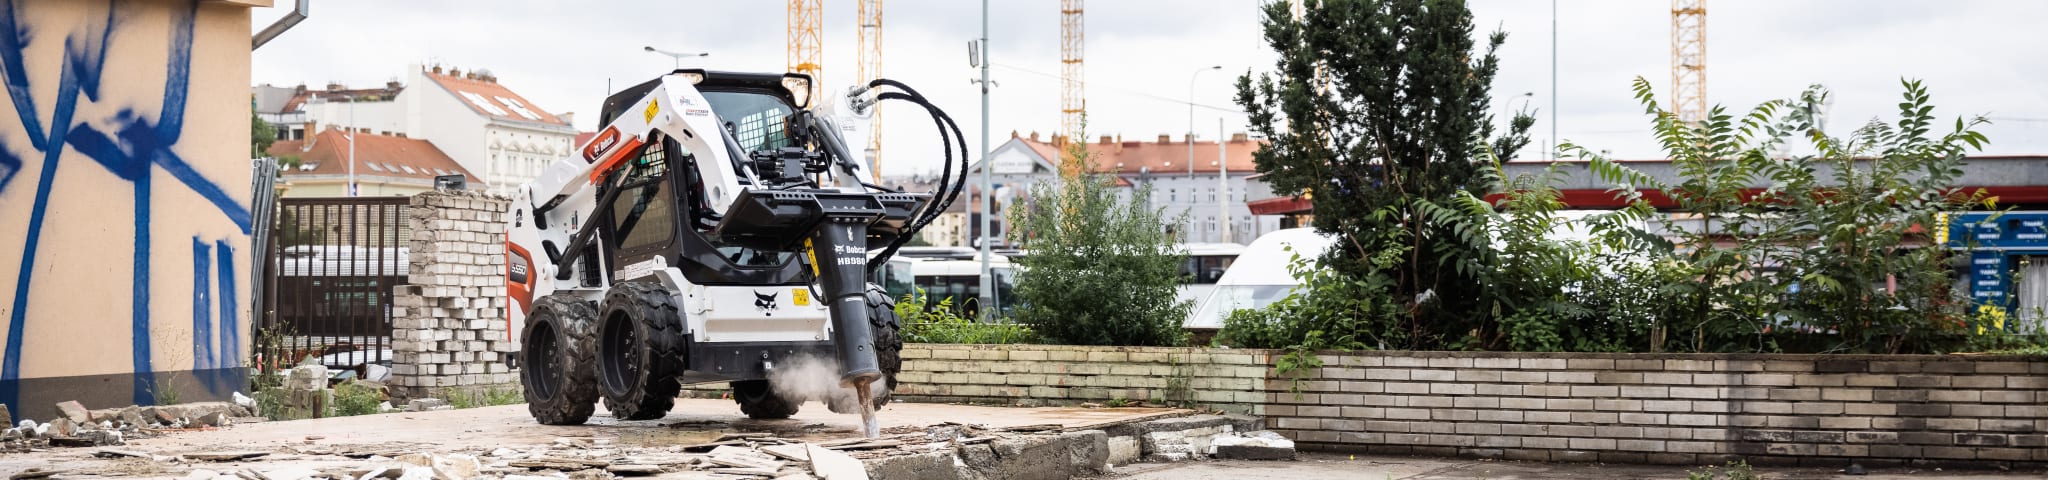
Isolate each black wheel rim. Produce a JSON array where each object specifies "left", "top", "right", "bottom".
[
  {"left": 525, "top": 321, "right": 559, "bottom": 398},
  {"left": 599, "top": 313, "right": 639, "bottom": 398}
]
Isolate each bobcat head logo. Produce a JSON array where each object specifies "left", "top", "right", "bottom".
[{"left": 754, "top": 291, "right": 779, "bottom": 315}]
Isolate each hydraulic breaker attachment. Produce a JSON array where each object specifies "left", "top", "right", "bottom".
[{"left": 809, "top": 217, "right": 883, "bottom": 386}]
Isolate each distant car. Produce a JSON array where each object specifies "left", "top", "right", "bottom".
[{"left": 1184, "top": 228, "right": 1338, "bottom": 331}]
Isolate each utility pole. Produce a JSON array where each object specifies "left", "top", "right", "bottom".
[
  {"left": 347, "top": 99, "right": 357, "bottom": 197},
  {"left": 977, "top": 0, "right": 994, "bottom": 320}
]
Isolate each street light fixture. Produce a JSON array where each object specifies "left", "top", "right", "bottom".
[{"left": 643, "top": 46, "right": 709, "bottom": 69}]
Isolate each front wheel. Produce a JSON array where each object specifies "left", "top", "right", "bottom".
[
  {"left": 521, "top": 295, "right": 600, "bottom": 425},
  {"left": 596, "top": 282, "right": 684, "bottom": 421}
]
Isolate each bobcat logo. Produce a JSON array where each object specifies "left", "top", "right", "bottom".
[{"left": 754, "top": 291, "right": 779, "bottom": 315}]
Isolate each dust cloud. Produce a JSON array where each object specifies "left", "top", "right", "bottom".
[{"left": 765, "top": 353, "right": 886, "bottom": 436}]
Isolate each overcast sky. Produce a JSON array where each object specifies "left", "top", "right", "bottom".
[{"left": 252, "top": 0, "right": 2048, "bottom": 177}]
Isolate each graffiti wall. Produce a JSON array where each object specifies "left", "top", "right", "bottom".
[{"left": 0, "top": 0, "right": 256, "bottom": 416}]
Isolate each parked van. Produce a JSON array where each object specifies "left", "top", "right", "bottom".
[{"left": 1184, "top": 228, "right": 1338, "bottom": 331}]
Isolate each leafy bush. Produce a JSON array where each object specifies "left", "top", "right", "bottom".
[
  {"left": 332, "top": 380, "right": 385, "bottom": 417},
  {"left": 1577, "top": 78, "right": 1989, "bottom": 353},
  {"left": 898, "top": 292, "right": 1037, "bottom": 345},
  {"left": 1007, "top": 136, "right": 1189, "bottom": 346}
]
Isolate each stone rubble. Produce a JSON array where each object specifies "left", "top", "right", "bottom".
[
  {"left": 1208, "top": 430, "right": 1297, "bottom": 460},
  {"left": 21, "top": 413, "right": 1135, "bottom": 480},
  {"left": 2, "top": 399, "right": 256, "bottom": 453}
]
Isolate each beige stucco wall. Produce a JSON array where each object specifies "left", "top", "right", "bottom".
[{"left": 0, "top": 0, "right": 258, "bottom": 414}]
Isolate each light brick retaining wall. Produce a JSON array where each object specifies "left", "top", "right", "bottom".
[
  {"left": 893, "top": 344, "right": 1277, "bottom": 414},
  {"left": 892, "top": 344, "right": 2048, "bottom": 468}
]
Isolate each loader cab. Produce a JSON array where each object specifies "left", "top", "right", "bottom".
[{"left": 587, "top": 71, "right": 823, "bottom": 288}]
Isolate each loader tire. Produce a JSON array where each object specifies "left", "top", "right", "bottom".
[
  {"left": 595, "top": 282, "right": 684, "bottom": 421},
  {"left": 827, "top": 284, "right": 904, "bottom": 414},
  {"left": 732, "top": 379, "right": 800, "bottom": 419},
  {"left": 521, "top": 295, "right": 600, "bottom": 425}
]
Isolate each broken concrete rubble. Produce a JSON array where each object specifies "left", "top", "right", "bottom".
[
  {"left": 54, "top": 400, "right": 92, "bottom": 424},
  {"left": 1210, "top": 430, "right": 1297, "bottom": 460}
]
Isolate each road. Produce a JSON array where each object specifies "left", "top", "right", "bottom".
[
  {"left": 1101, "top": 453, "right": 2048, "bottom": 480},
  {"left": 1, "top": 398, "right": 1186, "bottom": 478}
]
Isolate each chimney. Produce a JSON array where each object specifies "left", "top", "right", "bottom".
[
  {"left": 431, "top": 65, "right": 444, "bottom": 75},
  {"left": 1028, "top": 131, "right": 1039, "bottom": 141},
  {"left": 448, "top": 68, "right": 461, "bottom": 78},
  {"left": 1099, "top": 135, "right": 1112, "bottom": 144},
  {"left": 325, "top": 82, "right": 344, "bottom": 92},
  {"left": 293, "top": 83, "right": 307, "bottom": 93},
  {"left": 386, "top": 80, "right": 402, "bottom": 90},
  {"left": 558, "top": 111, "right": 576, "bottom": 125},
  {"left": 1157, "top": 134, "right": 1172, "bottom": 144},
  {"left": 1231, "top": 133, "right": 1249, "bottom": 142}
]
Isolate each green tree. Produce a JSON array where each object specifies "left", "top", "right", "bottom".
[
  {"left": 252, "top": 108, "right": 277, "bottom": 158},
  {"left": 1580, "top": 78, "right": 1990, "bottom": 353},
  {"left": 1007, "top": 137, "right": 1189, "bottom": 346},
  {"left": 1234, "top": 0, "right": 1532, "bottom": 348}
]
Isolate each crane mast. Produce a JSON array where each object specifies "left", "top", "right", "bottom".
[{"left": 1671, "top": 0, "right": 1706, "bottom": 124}]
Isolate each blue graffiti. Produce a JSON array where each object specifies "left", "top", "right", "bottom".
[{"left": 0, "top": 0, "right": 250, "bottom": 409}]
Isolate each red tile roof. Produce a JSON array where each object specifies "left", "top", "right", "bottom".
[
  {"left": 1016, "top": 134, "right": 1263, "bottom": 176},
  {"left": 269, "top": 129, "right": 476, "bottom": 182},
  {"left": 423, "top": 70, "right": 568, "bottom": 126}
]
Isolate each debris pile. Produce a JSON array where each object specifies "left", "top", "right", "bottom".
[
  {"left": 1209, "top": 430, "right": 1296, "bottom": 460},
  {"left": 2, "top": 399, "right": 256, "bottom": 453},
  {"left": 29, "top": 416, "right": 1111, "bottom": 479}
]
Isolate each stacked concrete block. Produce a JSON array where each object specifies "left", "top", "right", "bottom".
[{"left": 388, "top": 191, "right": 517, "bottom": 399}]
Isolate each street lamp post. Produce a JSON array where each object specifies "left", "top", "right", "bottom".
[
  {"left": 1187, "top": 65, "right": 1220, "bottom": 240},
  {"left": 977, "top": 0, "right": 994, "bottom": 320},
  {"left": 642, "top": 46, "right": 709, "bottom": 69}
]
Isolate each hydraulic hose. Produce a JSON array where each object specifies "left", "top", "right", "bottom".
[{"left": 860, "top": 78, "right": 972, "bottom": 271}]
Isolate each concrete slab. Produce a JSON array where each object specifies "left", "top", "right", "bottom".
[
  {"left": 0, "top": 398, "right": 1190, "bottom": 478},
  {"left": 1099, "top": 453, "right": 2048, "bottom": 480}
]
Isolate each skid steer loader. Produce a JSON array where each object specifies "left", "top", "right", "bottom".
[{"left": 504, "top": 69, "right": 967, "bottom": 432}]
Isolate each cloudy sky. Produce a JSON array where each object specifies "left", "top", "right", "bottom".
[{"left": 252, "top": 0, "right": 2048, "bottom": 177}]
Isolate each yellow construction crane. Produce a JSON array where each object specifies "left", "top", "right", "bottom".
[
  {"left": 788, "top": 0, "right": 824, "bottom": 101},
  {"left": 1060, "top": 0, "right": 1084, "bottom": 158},
  {"left": 1671, "top": 0, "right": 1706, "bottom": 124},
  {"left": 857, "top": 0, "right": 883, "bottom": 180}
]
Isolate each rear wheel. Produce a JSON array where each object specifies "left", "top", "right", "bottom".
[
  {"left": 595, "top": 282, "right": 684, "bottom": 421},
  {"left": 732, "top": 379, "right": 800, "bottom": 419},
  {"left": 827, "top": 284, "right": 904, "bottom": 413},
  {"left": 521, "top": 295, "right": 600, "bottom": 425}
]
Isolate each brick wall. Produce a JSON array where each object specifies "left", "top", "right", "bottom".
[
  {"left": 388, "top": 191, "right": 518, "bottom": 399},
  {"left": 891, "top": 344, "right": 2048, "bottom": 468},
  {"left": 893, "top": 344, "right": 1276, "bottom": 414}
]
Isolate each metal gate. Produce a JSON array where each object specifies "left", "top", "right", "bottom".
[{"left": 259, "top": 197, "right": 411, "bottom": 375}]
